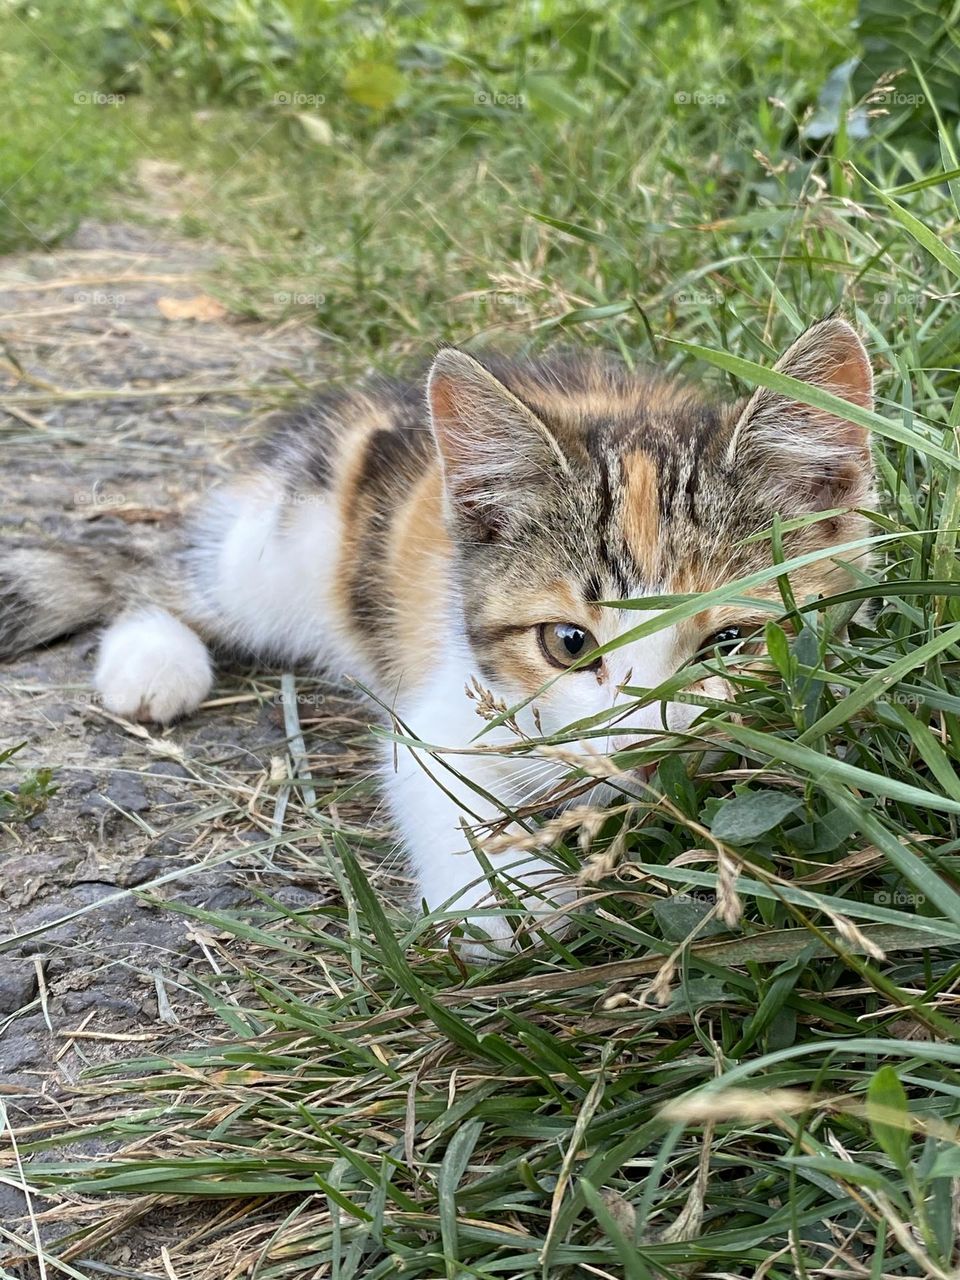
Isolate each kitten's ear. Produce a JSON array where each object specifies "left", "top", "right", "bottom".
[
  {"left": 427, "top": 348, "right": 569, "bottom": 535},
  {"left": 728, "top": 318, "right": 874, "bottom": 511}
]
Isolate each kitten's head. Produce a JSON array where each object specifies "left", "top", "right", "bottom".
[{"left": 427, "top": 320, "right": 874, "bottom": 757}]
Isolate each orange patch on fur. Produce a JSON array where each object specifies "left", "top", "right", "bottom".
[
  {"left": 491, "top": 632, "right": 552, "bottom": 695},
  {"left": 383, "top": 467, "right": 451, "bottom": 686},
  {"left": 622, "top": 452, "right": 661, "bottom": 581},
  {"left": 511, "top": 378, "right": 697, "bottom": 424},
  {"left": 498, "top": 580, "right": 598, "bottom": 627}
]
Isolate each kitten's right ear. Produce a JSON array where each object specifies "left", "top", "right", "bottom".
[
  {"left": 727, "top": 318, "right": 874, "bottom": 512},
  {"left": 427, "top": 348, "right": 569, "bottom": 536}
]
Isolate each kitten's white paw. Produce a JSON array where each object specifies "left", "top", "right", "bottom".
[{"left": 94, "top": 608, "right": 213, "bottom": 724}]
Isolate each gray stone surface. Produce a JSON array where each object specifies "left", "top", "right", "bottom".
[{"left": 0, "top": 962, "right": 37, "bottom": 1015}]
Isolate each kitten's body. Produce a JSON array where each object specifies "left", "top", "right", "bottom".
[{"left": 0, "top": 321, "right": 876, "bottom": 953}]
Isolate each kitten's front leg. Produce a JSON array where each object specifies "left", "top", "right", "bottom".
[{"left": 382, "top": 740, "right": 577, "bottom": 960}]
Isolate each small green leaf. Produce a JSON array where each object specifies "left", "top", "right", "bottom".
[
  {"left": 793, "top": 625, "right": 820, "bottom": 672},
  {"left": 866, "top": 1065, "right": 911, "bottom": 1173},
  {"left": 706, "top": 790, "right": 803, "bottom": 843},
  {"left": 789, "top": 806, "right": 860, "bottom": 855},
  {"left": 764, "top": 620, "right": 793, "bottom": 679},
  {"left": 651, "top": 894, "right": 726, "bottom": 943},
  {"left": 344, "top": 61, "right": 408, "bottom": 110}
]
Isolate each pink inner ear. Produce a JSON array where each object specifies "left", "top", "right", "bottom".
[
  {"left": 806, "top": 345, "right": 872, "bottom": 452},
  {"left": 769, "top": 320, "right": 874, "bottom": 450},
  {"left": 428, "top": 375, "right": 475, "bottom": 475},
  {"left": 428, "top": 375, "right": 456, "bottom": 435},
  {"left": 781, "top": 334, "right": 873, "bottom": 453},
  {"left": 829, "top": 346, "right": 873, "bottom": 411}
]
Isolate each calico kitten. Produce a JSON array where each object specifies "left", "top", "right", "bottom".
[{"left": 0, "top": 318, "right": 874, "bottom": 953}]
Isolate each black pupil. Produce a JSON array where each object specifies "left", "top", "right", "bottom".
[
  {"left": 712, "top": 628, "right": 742, "bottom": 651},
  {"left": 561, "top": 626, "right": 585, "bottom": 655}
]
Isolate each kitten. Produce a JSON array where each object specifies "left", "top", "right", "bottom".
[{"left": 0, "top": 318, "right": 874, "bottom": 954}]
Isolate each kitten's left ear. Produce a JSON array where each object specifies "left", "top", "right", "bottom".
[
  {"left": 728, "top": 318, "right": 874, "bottom": 510},
  {"left": 427, "top": 348, "right": 570, "bottom": 536}
]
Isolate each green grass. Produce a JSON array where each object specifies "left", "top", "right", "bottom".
[
  {"left": 0, "top": 15, "right": 137, "bottom": 251},
  {"left": 3, "top": 0, "right": 960, "bottom": 1276}
]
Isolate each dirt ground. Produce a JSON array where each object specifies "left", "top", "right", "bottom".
[{"left": 0, "top": 209, "right": 394, "bottom": 1266}]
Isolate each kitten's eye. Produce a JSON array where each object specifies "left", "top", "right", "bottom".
[
  {"left": 539, "top": 622, "right": 601, "bottom": 670},
  {"left": 703, "top": 627, "right": 744, "bottom": 656}
]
